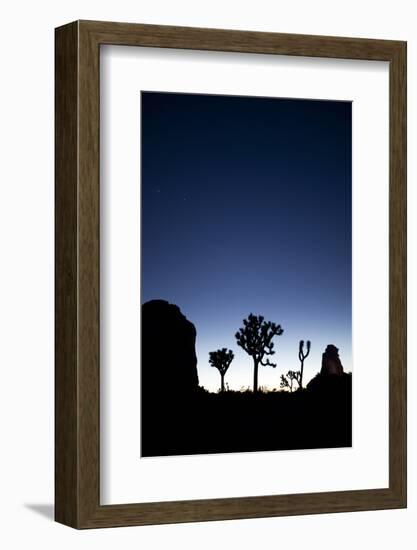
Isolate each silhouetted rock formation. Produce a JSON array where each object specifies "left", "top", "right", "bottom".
[
  {"left": 307, "top": 344, "right": 350, "bottom": 395},
  {"left": 306, "top": 344, "right": 350, "bottom": 405},
  {"left": 141, "top": 300, "right": 200, "bottom": 456},
  {"left": 320, "top": 344, "right": 344, "bottom": 376},
  {"left": 141, "top": 300, "right": 199, "bottom": 398}
]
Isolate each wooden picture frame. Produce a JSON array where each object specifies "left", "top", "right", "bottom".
[{"left": 55, "top": 20, "right": 407, "bottom": 529}]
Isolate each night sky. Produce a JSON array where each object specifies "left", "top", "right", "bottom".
[{"left": 141, "top": 91, "right": 352, "bottom": 392}]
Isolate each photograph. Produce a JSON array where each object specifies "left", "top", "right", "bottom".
[
  {"left": 50, "top": 13, "right": 406, "bottom": 533},
  {"left": 141, "top": 91, "right": 352, "bottom": 457}
]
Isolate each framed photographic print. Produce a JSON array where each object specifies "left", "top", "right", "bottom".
[{"left": 55, "top": 20, "right": 406, "bottom": 528}]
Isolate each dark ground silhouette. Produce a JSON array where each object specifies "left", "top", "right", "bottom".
[{"left": 141, "top": 300, "right": 352, "bottom": 457}]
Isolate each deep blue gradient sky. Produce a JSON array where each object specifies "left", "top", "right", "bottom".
[{"left": 141, "top": 92, "right": 352, "bottom": 391}]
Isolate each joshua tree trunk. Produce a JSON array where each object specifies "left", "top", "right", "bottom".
[
  {"left": 298, "top": 340, "right": 311, "bottom": 390},
  {"left": 299, "top": 359, "right": 304, "bottom": 390},
  {"left": 253, "top": 360, "right": 259, "bottom": 392},
  {"left": 221, "top": 373, "right": 225, "bottom": 392}
]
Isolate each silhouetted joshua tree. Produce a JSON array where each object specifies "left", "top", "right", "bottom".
[
  {"left": 209, "top": 348, "right": 234, "bottom": 392},
  {"left": 280, "top": 370, "right": 301, "bottom": 392},
  {"left": 298, "top": 339, "right": 311, "bottom": 390},
  {"left": 235, "top": 314, "right": 283, "bottom": 392}
]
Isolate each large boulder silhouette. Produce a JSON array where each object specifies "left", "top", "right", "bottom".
[
  {"left": 307, "top": 344, "right": 350, "bottom": 395},
  {"left": 141, "top": 300, "right": 199, "bottom": 400},
  {"left": 320, "top": 344, "right": 344, "bottom": 376}
]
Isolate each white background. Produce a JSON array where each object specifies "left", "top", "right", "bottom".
[
  {"left": 101, "top": 47, "right": 389, "bottom": 504},
  {"left": 0, "top": 0, "right": 415, "bottom": 548}
]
